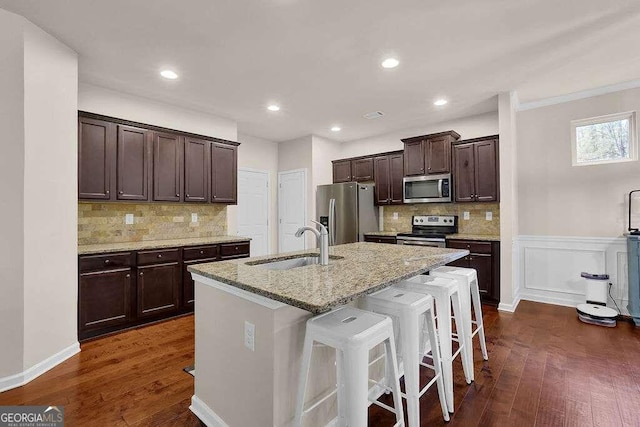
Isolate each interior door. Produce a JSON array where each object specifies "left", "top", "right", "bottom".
[
  {"left": 278, "top": 169, "right": 306, "bottom": 253},
  {"left": 237, "top": 169, "right": 270, "bottom": 256}
]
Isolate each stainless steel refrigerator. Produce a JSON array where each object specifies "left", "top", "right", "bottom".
[{"left": 316, "top": 183, "right": 379, "bottom": 245}]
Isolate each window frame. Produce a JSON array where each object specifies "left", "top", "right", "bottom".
[{"left": 570, "top": 111, "right": 637, "bottom": 166}]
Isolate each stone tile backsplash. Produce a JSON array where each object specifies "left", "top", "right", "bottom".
[
  {"left": 382, "top": 202, "right": 500, "bottom": 236},
  {"left": 78, "top": 202, "right": 227, "bottom": 245}
]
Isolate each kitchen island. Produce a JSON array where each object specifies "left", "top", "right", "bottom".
[{"left": 188, "top": 242, "right": 468, "bottom": 426}]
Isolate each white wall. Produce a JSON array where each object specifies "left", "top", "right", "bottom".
[
  {"left": 340, "top": 112, "right": 499, "bottom": 158},
  {"left": 278, "top": 136, "right": 314, "bottom": 248},
  {"left": 231, "top": 133, "right": 279, "bottom": 254},
  {"left": 0, "top": 9, "right": 79, "bottom": 388},
  {"left": 0, "top": 8, "right": 26, "bottom": 380},
  {"left": 78, "top": 83, "right": 237, "bottom": 141},
  {"left": 517, "top": 87, "right": 640, "bottom": 237},
  {"left": 22, "top": 22, "right": 79, "bottom": 369}
]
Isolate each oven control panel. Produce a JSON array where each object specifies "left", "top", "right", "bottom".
[{"left": 412, "top": 215, "right": 457, "bottom": 226}]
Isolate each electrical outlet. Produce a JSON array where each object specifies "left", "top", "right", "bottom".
[
  {"left": 125, "top": 213, "right": 134, "bottom": 225},
  {"left": 463, "top": 211, "right": 470, "bottom": 220},
  {"left": 393, "top": 212, "right": 399, "bottom": 220},
  {"left": 191, "top": 213, "right": 198, "bottom": 223},
  {"left": 486, "top": 211, "right": 493, "bottom": 221},
  {"left": 244, "top": 321, "right": 255, "bottom": 351}
]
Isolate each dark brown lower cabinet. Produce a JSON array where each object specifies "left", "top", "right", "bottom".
[
  {"left": 363, "top": 235, "right": 397, "bottom": 244},
  {"left": 446, "top": 239, "right": 500, "bottom": 305},
  {"left": 137, "top": 262, "right": 180, "bottom": 318},
  {"left": 78, "top": 242, "right": 249, "bottom": 341}
]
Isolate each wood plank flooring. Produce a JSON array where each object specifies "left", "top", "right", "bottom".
[{"left": 1, "top": 301, "right": 638, "bottom": 426}]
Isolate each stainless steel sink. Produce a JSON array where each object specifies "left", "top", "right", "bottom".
[{"left": 249, "top": 255, "right": 342, "bottom": 270}]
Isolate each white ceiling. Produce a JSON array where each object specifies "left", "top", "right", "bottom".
[{"left": 2, "top": 0, "right": 639, "bottom": 142}]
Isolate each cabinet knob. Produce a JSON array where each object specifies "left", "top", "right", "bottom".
[
  {"left": 106, "top": 190, "right": 110, "bottom": 195},
  {"left": 428, "top": 167, "right": 431, "bottom": 170},
  {"left": 176, "top": 193, "right": 180, "bottom": 197},
  {"left": 158, "top": 254, "right": 162, "bottom": 258},
  {"left": 140, "top": 272, "right": 144, "bottom": 276},
  {"left": 469, "top": 257, "right": 474, "bottom": 261},
  {"left": 104, "top": 259, "right": 110, "bottom": 264},
  {"left": 119, "top": 191, "right": 124, "bottom": 195},
  {"left": 126, "top": 274, "right": 130, "bottom": 278},
  {"left": 213, "top": 195, "right": 217, "bottom": 199},
  {"left": 200, "top": 250, "right": 204, "bottom": 254},
  {"left": 186, "top": 194, "right": 190, "bottom": 197},
  {"left": 235, "top": 246, "right": 238, "bottom": 250}
]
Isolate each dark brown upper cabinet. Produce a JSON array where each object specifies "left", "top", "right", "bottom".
[
  {"left": 184, "top": 137, "right": 210, "bottom": 203},
  {"left": 117, "top": 125, "right": 151, "bottom": 201},
  {"left": 332, "top": 160, "right": 352, "bottom": 183},
  {"left": 351, "top": 158, "right": 374, "bottom": 181},
  {"left": 153, "top": 132, "right": 183, "bottom": 202},
  {"left": 452, "top": 135, "right": 499, "bottom": 203},
  {"left": 211, "top": 142, "right": 237, "bottom": 204},
  {"left": 78, "top": 117, "right": 116, "bottom": 200},
  {"left": 402, "top": 130, "right": 460, "bottom": 176},
  {"left": 373, "top": 151, "right": 404, "bottom": 205}
]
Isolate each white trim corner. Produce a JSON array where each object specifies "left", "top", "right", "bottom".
[{"left": 190, "top": 395, "right": 230, "bottom": 427}]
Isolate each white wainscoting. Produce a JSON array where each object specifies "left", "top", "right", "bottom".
[{"left": 517, "top": 235, "right": 629, "bottom": 315}]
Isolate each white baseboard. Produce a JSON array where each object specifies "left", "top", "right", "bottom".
[
  {"left": 0, "top": 342, "right": 80, "bottom": 393},
  {"left": 190, "top": 395, "right": 230, "bottom": 427},
  {"left": 498, "top": 294, "right": 521, "bottom": 312}
]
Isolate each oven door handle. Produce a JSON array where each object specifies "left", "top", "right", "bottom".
[{"left": 397, "top": 239, "right": 444, "bottom": 247}]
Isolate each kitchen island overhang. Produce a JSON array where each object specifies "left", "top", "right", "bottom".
[{"left": 189, "top": 242, "right": 468, "bottom": 427}]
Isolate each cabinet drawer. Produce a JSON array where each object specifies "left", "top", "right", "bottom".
[
  {"left": 79, "top": 253, "right": 133, "bottom": 273},
  {"left": 447, "top": 239, "right": 492, "bottom": 254},
  {"left": 137, "top": 248, "right": 181, "bottom": 265},
  {"left": 219, "top": 242, "right": 250, "bottom": 259},
  {"left": 184, "top": 245, "right": 219, "bottom": 261}
]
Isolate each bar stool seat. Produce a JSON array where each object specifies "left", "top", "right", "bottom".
[
  {"left": 295, "top": 306, "right": 405, "bottom": 427},
  {"left": 395, "top": 275, "right": 473, "bottom": 413},
  {"left": 363, "top": 287, "right": 449, "bottom": 426}
]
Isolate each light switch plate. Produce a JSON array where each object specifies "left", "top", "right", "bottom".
[
  {"left": 486, "top": 211, "right": 493, "bottom": 221},
  {"left": 244, "top": 321, "right": 255, "bottom": 352},
  {"left": 392, "top": 212, "right": 399, "bottom": 220},
  {"left": 191, "top": 213, "right": 198, "bottom": 223},
  {"left": 463, "top": 211, "right": 470, "bottom": 220},
  {"left": 125, "top": 213, "right": 134, "bottom": 225}
]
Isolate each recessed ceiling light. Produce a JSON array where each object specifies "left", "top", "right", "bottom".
[
  {"left": 434, "top": 99, "right": 448, "bottom": 106},
  {"left": 160, "top": 69, "right": 178, "bottom": 80},
  {"left": 331, "top": 126, "right": 341, "bottom": 132},
  {"left": 267, "top": 104, "right": 280, "bottom": 112},
  {"left": 381, "top": 58, "right": 399, "bottom": 69}
]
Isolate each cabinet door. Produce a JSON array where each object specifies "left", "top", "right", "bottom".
[
  {"left": 474, "top": 139, "right": 499, "bottom": 202},
  {"left": 184, "top": 137, "right": 210, "bottom": 202},
  {"left": 403, "top": 140, "right": 425, "bottom": 176},
  {"left": 447, "top": 255, "right": 470, "bottom": 269},
  {"left": 137, "top": 263, "right": 180, "bottom": 318},
  {"left": 182, "top": 258, "right": 217, "bottom": 309},
  {"left": 453, "top": 144, "right": 476, "bottom": 202},
  {"left": 78, "top": 117, "right": 116, "bottom": 200},
  {"left": 352, "top": 158, "right": 374, "bottom": 181},
  {"left": 79, "top": 268, "right": 132, "bottom": 331},
  {"left": 389, "top": 153, "right": 405, "bottom": 204},
  {"left": 332, "top": 160, "right": 352, "bottom": 183},
  {"left": 153, "top": 132, "right": 182, "bottom": 202},
  {"left": 117, "top": 125, "right": 150, "bottom": 201},
  {"left": 426, "top": 137, "right": 451, "bottom": 174},
  {"left": 468, "top": 253, "right": 493, "bottom": 299},
  {"left": 373, "top": 156, "right": 390, "bottom": 205},
  {"left": 211, "top": 143, "right": 237, "bottom": 203}
]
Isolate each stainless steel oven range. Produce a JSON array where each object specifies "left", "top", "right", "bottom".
[{"left": 396, "top": 215, "right": 458, "bottom": 248}]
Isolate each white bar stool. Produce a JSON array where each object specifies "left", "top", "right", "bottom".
[
  {"left": 395, "top": 275, "right": 473, "bottom": 413},
  {"left": 295, "top": 306, "right": 405, "bottom": 427},
  {"left": 431, "top": 266, "right": 489, "bottom": 370},
  {"left": 363, "top": 287, "right": 449, "bottom": 426}
]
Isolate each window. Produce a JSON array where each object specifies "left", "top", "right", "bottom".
[{"left": 571, "top": 111, "right": 637, "bottom": 166}]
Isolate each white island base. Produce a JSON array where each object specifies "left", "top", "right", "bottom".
[{"left": 190, "top": 274, "right": 382, "bottom": 427}]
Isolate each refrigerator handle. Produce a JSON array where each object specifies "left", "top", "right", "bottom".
[{"left": 329, "top": 198, "right": 336, "bottom": 246}]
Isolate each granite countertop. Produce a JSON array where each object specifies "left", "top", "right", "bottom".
[
  {"left": 364, "top": 231, "right": 399, "bottom": 237},
  {"left": 189, "top": 242, "right": 468, "bottom": 314},
  {"left": 446, "top": 234, "right": 500, "bottom": 242},
  {"left": 78, "top": 236, "right": 251, "bottom": 255}
]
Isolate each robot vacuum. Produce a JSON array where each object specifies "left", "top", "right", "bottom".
[{"left": 577, "top": 272, "right": 618, "bottom": 327}]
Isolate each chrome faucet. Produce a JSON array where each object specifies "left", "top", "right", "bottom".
[{"left": 295, "top": 220, "right": 329, "bottom": 265}]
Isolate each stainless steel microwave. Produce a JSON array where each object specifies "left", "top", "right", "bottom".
[{"left": 403, "top": 173, "right": 452, "bottom": 203}]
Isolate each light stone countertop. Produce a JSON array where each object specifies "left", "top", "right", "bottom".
[
  {"left": 445, "top": 234, "right": 501, "bottom": 242},
  {"left": 78, "top": 236, "right": 251, "bottom": 255},
  {"left": 188, "top": 242, "right": 468, "bottom": 314}
]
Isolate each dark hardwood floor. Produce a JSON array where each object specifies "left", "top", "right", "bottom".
[{"left": 1, "top": 301, "right": 638, "bottom": 426}]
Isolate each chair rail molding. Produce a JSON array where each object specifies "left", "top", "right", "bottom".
[{"left": 516, "top": 235, "right": 628, "bottom": 314}]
